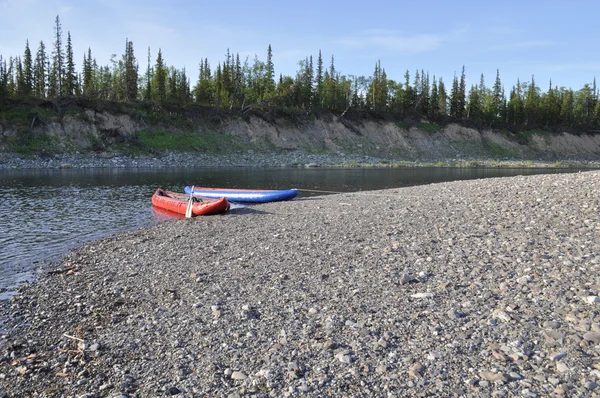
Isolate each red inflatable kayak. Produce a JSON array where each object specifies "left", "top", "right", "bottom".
[{"left": 152, "top": 188, "right": 230, "bottom": 216}]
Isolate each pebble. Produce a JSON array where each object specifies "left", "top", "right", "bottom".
[
  {"left": 231, "top": 371, "right": 248, "bottom": 380},
  {"left": 411, "top": 292, "right": 433, "bottom": 299},
  {"left": 586, "top": 296, "right": 600, "bottom": 304}
]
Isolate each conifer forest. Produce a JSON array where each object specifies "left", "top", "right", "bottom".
[{"left": 1, "top": 16, "right": 600, "bottom": 132}]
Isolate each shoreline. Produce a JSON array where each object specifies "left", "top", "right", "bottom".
[
  {"left": 1, "top": 150, "right": 599, "bottom": 170},
  {"left": 0, "top": 170, "right": 598, "bottom": 396}
]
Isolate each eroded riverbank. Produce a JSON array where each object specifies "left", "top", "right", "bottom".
[{"left": 0, "top": 171, "right": 599, "bottom": 396}]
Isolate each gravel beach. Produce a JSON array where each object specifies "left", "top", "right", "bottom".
[{"left": 1, "top": 171, "right": 599, "bottom": 397}]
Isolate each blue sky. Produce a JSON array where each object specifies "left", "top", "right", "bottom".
[{"left": 1, "top": 0, "right": 598, "bottom": 92}]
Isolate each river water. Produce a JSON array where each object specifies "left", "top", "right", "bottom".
[{"left": 0, "top": 166, "right": 582, "bottom": 299}]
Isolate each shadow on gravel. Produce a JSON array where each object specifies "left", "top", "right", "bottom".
[{"left": 228, "top": 207, "right": 272, "bottom": 215}]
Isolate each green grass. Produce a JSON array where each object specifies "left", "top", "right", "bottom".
[
  {"left": 138, "top": 129, "right": 210, "bottom": 151},
  {"left": 416, "top": 122, "right": 441, "bottom": 133},
  {"left": 1, "top": 106, "right": 60, "bottom": 124},
  {"left": 515, "top": 129, "right": 549, "bottom": 144},
  {"left": 137, "top": 129, "right": 249, "bottom": 153},
  {"left": 395, "top": 121, "right": 409, "bottom": 129},
  {"left": 8, "top": 130, "right": 59, "bottom": 154},
  {"left": 486, "top": 142, "right": 515, "bottom": 159},
  {"left": 1, "top": 108, "right": 36, "bottom": 123},
  {"left": 145, "top": 109, "right": 192, "bottom": 129}
]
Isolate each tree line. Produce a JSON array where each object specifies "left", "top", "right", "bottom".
[{"left": 1, "top": 15, "right": 600, "bottom": 131}]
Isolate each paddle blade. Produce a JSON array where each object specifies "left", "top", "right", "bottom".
[{"left": 185, "top": 185, "right": 194, "bottom": 218}]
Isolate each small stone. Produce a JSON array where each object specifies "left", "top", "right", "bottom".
[
  {"left": 335, "top": 350, "right": 353, "bottom": 363},
  {"left": 376, "top": 338, "right": 388, "bottom": 348},
  {"left": 585, "top": 381, "right": 597, "bottom": 390},
  {"left": 408, "top": 363, "right": 424, "bottom": 378},
  {"left": 287, "top": 361, "right": 299, "bottom": 372},
  {"left": 548, "top": 352, "right": 567, "bottom": 361},
  {"left": 231, "top": 371, "right": 247, "bottom": 380},
  {"left": 411, "top": 292, "right": 433, "bottom": 299},
  {"left": 509, "top": 372, "right": 523, "bottom": 380},
  {"left": 492, "top": 310, "right": 511, "bottom": 322},
  {"left": 586, "top": 296, "right": 600, "bottom": 304},
  {"left": 465, "top": 378, "right": 479, "bottom": 386},
  {"left": 556, "top": 362, "right": 569, "bottom": 373},
  {"left": 479, "top": 370, "right": 508, "bottom": 382},
  {"left": 543, "top": 321, "right": 562, "bottom": 329},
  {"left": 297, "top": 382, "right": 310, "bottom": 392},
  {"left": 491, "top": 350, "right": 509, "bottom": 362},
  {"left": 322, "top": 339, "right": 336, "bottom": 350},
  {"left": 400, "top": 273, "right": 414, "bottom": 284},
  {"left": 548, "top": 377, "right": 560, "bottom": 386},
  {"left": 584, "top": 331, "right": 600, "bottom": 344},
  {"left": 448, "top": 309, "right": 465, "bottom": 319}
]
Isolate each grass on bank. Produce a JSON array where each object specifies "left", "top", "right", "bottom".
[
  {"left": 416, "top": 122, "right": 441, "bottom": 133},
  {"left": 137, "top": 129, "right": 249, "bottom": 153},
  {"left": 8, "top": 130, "right": 59, "bottom": 154}
]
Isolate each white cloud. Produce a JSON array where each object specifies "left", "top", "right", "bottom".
[
  {"left": 491, "top": 40, "right": 553, "bottom": 51},
  {"left": 334, "top": 25, "right": 469, "bottom": 54}
]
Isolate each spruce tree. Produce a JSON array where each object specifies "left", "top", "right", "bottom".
[
  {"left": 154, "top": 49, "right": 166, "bottom": 102},
  {"left": 33, "top": 41, "right": 47, "bottom": 98},
  {"left": 437, "top": 78, "right": 447, "bottom": 117},
  {"left": 64, "top": 32, "right": 77, "bottom": 96},
  {"left": 560, "top": 88, "right": 574, "bottom": 125},
  {"left": 315, "top": 50, "right": 324, "bottom": 106},
  {"left": 144, "top": 47, "right": 153, "bottom": 101},
  {"left": 82, "top": 48, "right": 94, "bottom": 97},
  {"left": 457, "top": 66, "right": 466, "bottom": 118},
  {"left": 492, "top": 69, "right": 503, "bottom": 122},
  {"left": 51, "top": 15, "right": 64, "bottom": 97},
  {"left": 15, "top": 56, "right": 25, "bottom": 98},
  {"left": 124, "top": 40, "right": 138, "bottom": 101},
  {"left": 23, "top": 40, "right": 33, "bottom": 97},
  {"left": 402, "top": 70, "right": 414, "bottom": 112},
  {"left": 467, "top": 84, "right": 481, "bottom": 122},
  {"left": 450, "top": 74, "right": 459, "bottom": 118},
  {"left": 264, "top": 45, "right": 275, "bottom": 98},
  {"left": 0, "top": 56, "right": 7, "bottom": 99},
  {"left": 429, "top": 75, "right": 439, "bottom": 120},
  {"left": 525, "top": 75, "right": 539, "bottom": 125}
]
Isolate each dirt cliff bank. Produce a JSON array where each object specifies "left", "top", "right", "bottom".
[{"left": 2, "top": 100, "right": 600, "bottom": 161}]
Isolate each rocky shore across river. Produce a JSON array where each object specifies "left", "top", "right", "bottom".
[
  {"left": 0, "top": 171, "right": 599, "bottom": 397},
  {"left": 1, "top": 150, "right": 600, "bottom": 170}
]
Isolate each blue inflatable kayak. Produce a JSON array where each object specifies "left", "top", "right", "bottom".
[{"left": 184, "top": 186, "right": 298, "bottom": 203}]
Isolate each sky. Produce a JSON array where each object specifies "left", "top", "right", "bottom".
[{"left": 1, "top": 0, "right": 599, "bottom": 92}]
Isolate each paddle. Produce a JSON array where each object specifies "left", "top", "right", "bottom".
[{"left": 185, "top": 185, "right": 194, "bottom": 218}]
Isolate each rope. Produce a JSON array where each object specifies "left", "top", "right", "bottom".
[
  {"left": 297, "top": 188, "right": 429, "bottom": 199},
  {"left": 296, "top": 188, "right": 347, "bottom": 194}
]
